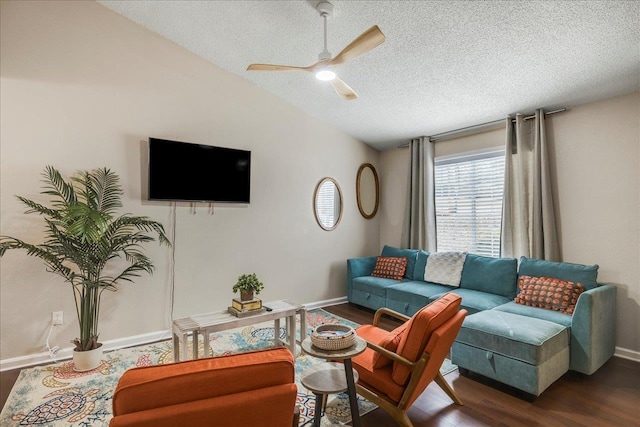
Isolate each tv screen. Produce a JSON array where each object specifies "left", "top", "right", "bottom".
[{"left": 148, "top": 138, "right": 251, "bottom": 203}]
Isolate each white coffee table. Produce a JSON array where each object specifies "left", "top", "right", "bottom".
[{"left": 172, "top": 299, "right": 306, "bottom": 361}]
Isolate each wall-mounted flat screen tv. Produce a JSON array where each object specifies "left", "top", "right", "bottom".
[{"left": 148, "top": 138, "right": 251, "bottom": 203}]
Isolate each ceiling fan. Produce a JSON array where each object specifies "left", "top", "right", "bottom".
[{"left": 246, "top": 1, "right": 385, "bottom": 100}]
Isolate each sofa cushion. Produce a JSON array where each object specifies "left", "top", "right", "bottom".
[
  {"left": 371, "top": 256, "right": 407, "bottom": 281},
  {"left": 412, "top": 250, "right": 430, "bottom": 281},
  {"left": 424, "top": 252, "right": 467, "bottom": 287},
  {"left": 460, "top": 254, "right": 518, "bottom": 299},
  {"left": 518, "top": 257, "right": 599, "bottom": 290},
  {"left": 493, "top": 302, "right": 572, "bottom": 328},
  {"left": 455, "top": 310, "right": 569, "bottom": 366},
  {"left": 381, "top": 245, "right": 418, "bottom": 280},
  {"left": 429, "top": 289, "right": 511, "bottom": 314},
  {"left": 352, "top": 276, "right": 401, "bottom": 297},
  {"left": 515, "top": 275, "right": 585, "bottom": 315},
  {"left": 386, "top": 281, "right": 454, "bottom": 307},
  {"left": 393, "top": 293, "right": 462, "bottom": 385}
]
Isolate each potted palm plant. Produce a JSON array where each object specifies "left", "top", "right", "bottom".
[
  {"left": 0, "top": 166, "right": 169, "bottom": 371},
  {"left": 232, "top": 273, "right": 264, "bottom": 301}
]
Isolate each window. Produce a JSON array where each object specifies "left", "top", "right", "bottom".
[{"left": 434, "top": 148, "right": 505, "bottom": 257}]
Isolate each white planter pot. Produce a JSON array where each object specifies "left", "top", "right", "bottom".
[{"left": 73, "top": 343, "right": 103, "bottom": 372}]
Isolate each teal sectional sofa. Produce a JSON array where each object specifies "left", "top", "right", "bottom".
[{"left": 347, "top": 246, "right": 617, "bottom": 396}]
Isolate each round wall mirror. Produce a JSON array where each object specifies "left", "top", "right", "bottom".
[
  {"left": 356, "top": 163, "right": 379, "bottom": 219},
  {"left": 313, "top": 177, "right": 343, "bottom": 231}
]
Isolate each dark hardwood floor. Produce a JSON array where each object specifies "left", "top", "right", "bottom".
[
  {"left": 2, "top": 302, "right": 639, "bottom": 426},
  {"left": 324, "top": 303, "right": 640, "bottom": 427}
]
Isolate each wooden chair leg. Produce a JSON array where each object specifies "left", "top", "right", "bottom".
[
  {"left": 434, "top": 372, "right": 463, "bottom": 405},
  {"left": 292, "top": 406, "right": 300, "bottom": 427},
  {"left": 394, "top": 411, "right": 413, "bottom": 427}
]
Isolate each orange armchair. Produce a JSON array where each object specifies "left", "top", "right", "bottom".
[
  {"left": 110, "top": 347, "right": 298, "bottom": 427},
  {"left": 351, "top": 293, "right": 467, "bottom": 427}
]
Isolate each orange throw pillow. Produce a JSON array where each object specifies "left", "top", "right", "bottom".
[
  {"left": 371, "top": 257, "right": 407, "bottom": 281},
  {"left": 514, "top": 275, "right": 585, "bottom": 315},
  {"left": 372, "top": 322, "right": 408, "bottom": 369}
]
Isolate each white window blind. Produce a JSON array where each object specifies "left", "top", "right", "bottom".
[
  {"left": 316, "top": 184, "right": 338, "bottom": 228},
  {"left": 434, "top": 148, "right": 505, "bottom": 257}
]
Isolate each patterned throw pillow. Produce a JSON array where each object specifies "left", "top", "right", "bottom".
[
  {"left": 371, "top": 257, "right": 407, "bottom": 281},
  {"left": 514, "top": 275, "right": 585, "bottom": 315}
]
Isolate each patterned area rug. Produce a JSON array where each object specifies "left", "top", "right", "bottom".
[{"left": 1, "top": 308, "right": 457, "bottom": 426}]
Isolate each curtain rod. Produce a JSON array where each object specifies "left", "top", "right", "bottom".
[{"left": 397, "top": 108, "right": 566, "bottom": 148}]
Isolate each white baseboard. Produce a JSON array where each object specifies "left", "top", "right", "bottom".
[
  {"left": 615, "top": 346, "right": 640, "bottom": 362},
  {"left": 0, "top": 297, "right": 349, "bottom": 372},
  {"left": 0, "top": 330, "right": 171, "bottom": 372},
  {"left": 10, "top": 297, "right": 634, "bottom": 372},
  {"left": 304, "top": 296, "right": 348, "bottom": 311}
]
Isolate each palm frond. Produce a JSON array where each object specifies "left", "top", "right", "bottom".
[
  {"left": 112, "top": 215, "right": 170, "bottom": 246},
  {"left": 65, "top": 203, "right": 109, "bottom": 244},
  {"left": 17, "top": 196, "right": 62, "bottom": 219},
  {"left": 91, "top": 168, "right": 123, "bottom": 216},
  {"left": 41, "top": 165, "right": 76, "bottom": 207},
  {"left": 0, "top": 237, "right": 74, "bottom": 280}
]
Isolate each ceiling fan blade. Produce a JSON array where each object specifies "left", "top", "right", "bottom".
[
  {"left": 330, "top": 77, "right": 358, "bottom": 100},
  {"left": 328, "top": 25, "right": 386, "bottom": 66},
  {"left": 247, "top": 63, "right": 311, "bottom": 72}
]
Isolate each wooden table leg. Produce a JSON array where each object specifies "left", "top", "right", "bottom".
[
  {"left": 274, "top": 318, "right": 281, "bottom": 347},
  {"left": 343, "top": 358, "right": 361, "bottom": 427},
  {"left": 312, "top": 392, "right": 323, "bottom": 427},
  {"left": 181, "top": 334, "right": 188, "bottom": 361},
  {"left": 172, "top": 333, "right": 179, "bottom": 362},
  {"left": 286, "top": 315, "right": 296, "bottom": 355},
  {"left": 192, "top": 331, "right": 199, "bottom": 360},
  {"left": 298, "top": 307, "right": 307, "bottom": 344}
]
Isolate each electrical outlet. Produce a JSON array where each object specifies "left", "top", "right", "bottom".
[{"left": 52, "top": 311, "right": 63, "bottom": 326}]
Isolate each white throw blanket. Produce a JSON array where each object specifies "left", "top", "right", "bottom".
[{"left": 424, "top": 251, "right": 467, "bottom": 287}]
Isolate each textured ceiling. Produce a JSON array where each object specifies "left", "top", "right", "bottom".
[{"left": 98, "top": 1, "right": 640, "bottom": 151}]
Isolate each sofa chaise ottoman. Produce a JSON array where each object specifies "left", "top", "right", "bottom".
[{"left": 452, "top": 310, "right": 570, "bottom": 396}]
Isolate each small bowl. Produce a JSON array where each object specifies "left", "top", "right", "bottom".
[{"left": 310, "top": 324, "right": 356, "bottom": 351}]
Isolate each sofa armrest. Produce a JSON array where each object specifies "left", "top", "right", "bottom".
[
  {"left": 347, "top": 256, "right": 377, "bottom": 300},
  {"left": 570, "top": 284, "right": 616, "bottom": 374}
]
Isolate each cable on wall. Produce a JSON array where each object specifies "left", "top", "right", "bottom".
[{"left": 169, "top": 202, "right": 176, "bottom": 326}]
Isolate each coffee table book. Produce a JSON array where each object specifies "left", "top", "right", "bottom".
[
  {"left": 227, "top": 306, "right": 267, "bottom": 318},
  {"left": 231, "top": 297, "right": 262, "bottom": 312}
]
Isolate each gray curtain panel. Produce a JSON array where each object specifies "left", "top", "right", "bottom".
[
  {"left": 401, "top": 137, "right": 437, "bottom": 251},
  {"left": 501, "top": 110, "right": 560, "bottom": 261}
]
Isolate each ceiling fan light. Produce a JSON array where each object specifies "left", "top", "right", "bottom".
[{"left": 315, "top": 69, "right": 336, "bottom": 81}]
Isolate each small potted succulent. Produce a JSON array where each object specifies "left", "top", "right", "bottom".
[{"left": 233, "top": 273, "right": 264, "bottom": 301}]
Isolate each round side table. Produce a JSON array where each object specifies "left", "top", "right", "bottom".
[
  {"left": 301, "top": 336, "right": 366, "bottom": 427},
  {"left": 301, "top": 362, "right": 359, "bottom": 426}
]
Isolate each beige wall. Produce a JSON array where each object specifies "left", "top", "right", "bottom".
[
  {"left": 0, "top": 1, "right": 380, "bottom": 361},
  {"left": 379, "top": 92, "right": 640, "bottom": 354}
]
